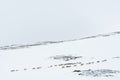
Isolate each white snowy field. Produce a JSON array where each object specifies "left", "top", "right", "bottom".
[{"left": 0, "top": 31, "right": 120, "bottom": 80}]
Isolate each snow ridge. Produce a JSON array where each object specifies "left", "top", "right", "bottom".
[{"left": 0, "top": 31, "right": 120, "bottom": 50}]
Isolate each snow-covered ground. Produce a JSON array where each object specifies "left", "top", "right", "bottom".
[{"left": 0, "top": 31, "right": 120, "bottom": 80}]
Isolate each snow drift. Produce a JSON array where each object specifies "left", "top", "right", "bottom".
[{"left": 0, "top": 31, "right": 120, "bottom": 80}]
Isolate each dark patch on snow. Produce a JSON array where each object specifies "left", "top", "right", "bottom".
[
  {"left": 24, "top": 68, "right": 27, "bottom": 71},
  {"left": 73, "top": 69, "right": 120, "bottom": 77},
  {"left": 112, "top": 56, "right": 120, "bottom": 59},
  {"left": 50, "top": 55, "right": 82, "bottom": 61},
  {"left": 36, "top": 67, "right": 42, "bottom": 69},
  {"left": 10, "top": 69, "right": 19, "bottom": 72}
]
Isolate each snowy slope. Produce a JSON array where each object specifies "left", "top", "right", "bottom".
[{"left": 0, "top": 31, "right": 120, "bottom": 80}]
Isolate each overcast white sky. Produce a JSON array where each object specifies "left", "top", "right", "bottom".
[{"left": 0, "top": 0, "right": 120, "bottom": 45}]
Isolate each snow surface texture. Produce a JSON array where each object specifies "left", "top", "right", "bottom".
[{"left": 0, "top": 31, "right": 120, "bottom": 80}]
